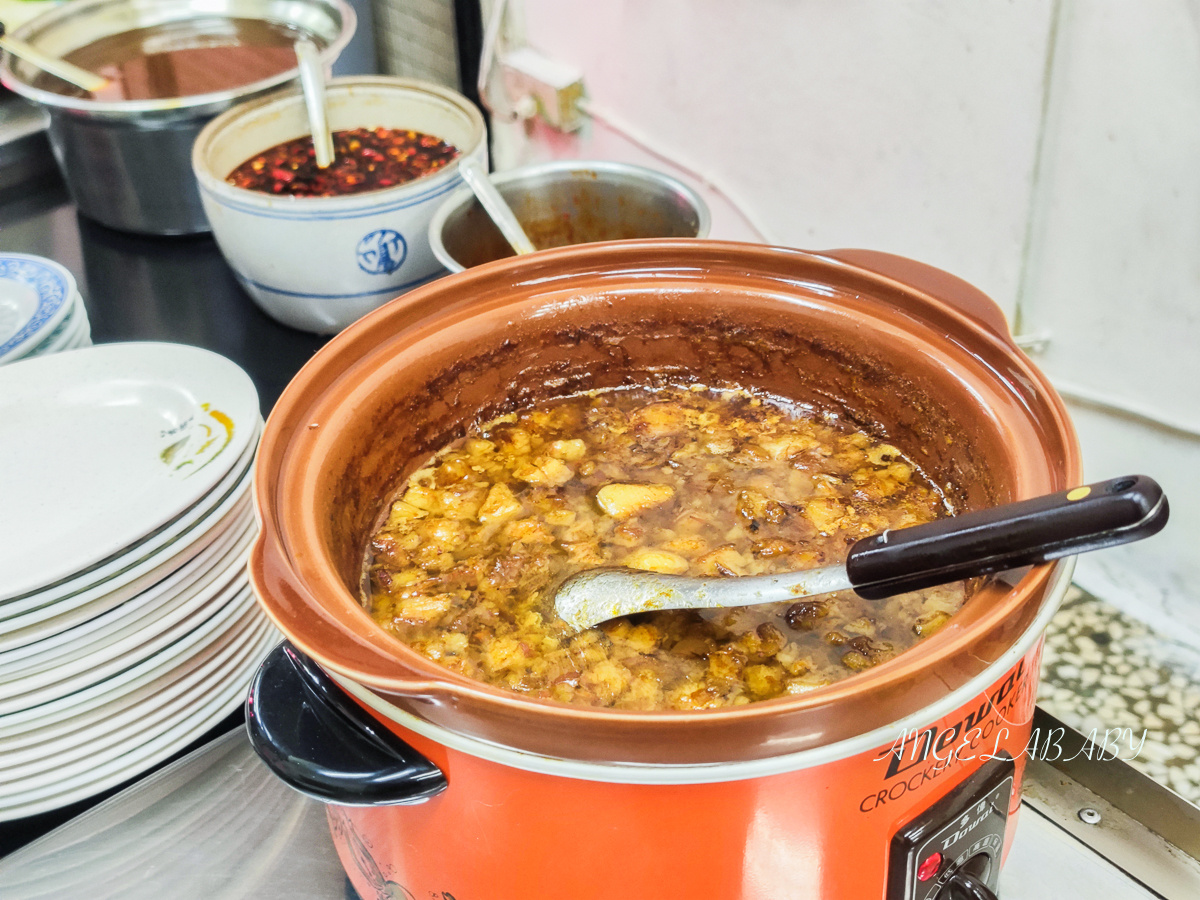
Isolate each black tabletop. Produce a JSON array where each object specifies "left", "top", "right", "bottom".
[
  {"left": 0, "top": 173, "right": 331, "bottom": 856},
  {"left": 0, "top": 174, "right": 330, "bottom": 414}
]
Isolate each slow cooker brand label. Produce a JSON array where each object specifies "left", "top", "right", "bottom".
[
  {"left": 859, "top": 658, "right": 1033, "bottom": 814},
  {"left": 330, "top": 807, "right": 462, "bottom": 900}
]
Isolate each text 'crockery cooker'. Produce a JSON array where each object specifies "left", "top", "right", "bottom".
[{"left": 245, "top": 240, "right": 1086, "bottom": 900}]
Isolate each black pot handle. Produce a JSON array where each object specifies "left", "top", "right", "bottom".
[
  {"left": 846, "top": 474, "right": 1168, "bottom": 600},
  {"left": 246, "top": 641, "right": 447, "bottom": 805}
]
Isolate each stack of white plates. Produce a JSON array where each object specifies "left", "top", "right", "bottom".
[
  {"left": 0, "top": 252, "right": 92, "bottom": 366},
  {"left": 0, "top": 343, "right": 278, "bottom": 820}
]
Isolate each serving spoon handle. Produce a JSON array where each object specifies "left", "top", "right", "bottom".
[
  {"left": 553, "top": 474, "right": 1168, "bottom": 631},
  {"left": 0, "top": 22, "right": 109, "bottom": 93},
  {"left": 458, "top": 158, "right": 536, "bottom": 256},
  {"left": 294, "top": 39, "right": 334, "bottom": 169}
]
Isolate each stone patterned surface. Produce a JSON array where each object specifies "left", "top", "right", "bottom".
[
  {"left": 1038, "top": 586, "right": 1200, "bottom": 804},
  {"left": 373, "top": 0, "right": 460, "bottom": 88}
]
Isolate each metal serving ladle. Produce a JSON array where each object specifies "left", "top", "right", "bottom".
[
  {"left": 552, "top": 475, "right": 1168, "bottom": 631},
  {"left": 294, "top": 38, "right": 334, "bottom": 169},
  {"left": 458, "top": 157, "right": 536, "bottom": 256},
  {"left": 0, "top": 22, "right": 108, "bottom": 93}
]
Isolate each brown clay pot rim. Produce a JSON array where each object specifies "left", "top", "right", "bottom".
[
  {"left": 251, "top": 239, "right": 1081, "bottom": 732},
  {"left": 248, "top": 546, "right": 1060, "bottom": 723},
  {"left": 323, "top": 564, "right": 1070, "bottom": 782}
]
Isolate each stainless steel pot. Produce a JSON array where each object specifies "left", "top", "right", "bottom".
[
  {"left": 426, "top": 160, "right": 711, "bottom": 272},
  {"left": 0, "top": 0, "right": 355, "bottom": 235}
]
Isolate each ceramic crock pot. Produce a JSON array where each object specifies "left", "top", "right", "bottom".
[{"left": 245, "top": 240, "right": 1082, "bottom": 900}]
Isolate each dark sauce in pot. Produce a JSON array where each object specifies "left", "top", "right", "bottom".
[{"left": 33, "top": 18, "right": 306, "bottom": 101}]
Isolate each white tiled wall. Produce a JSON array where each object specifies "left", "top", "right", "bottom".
[
  {"left": 491, "top": 0, "right": 1200, "bottom": 645},
  {"left": 1014, "top": 1, "right": 1200, "bottom": 640}
]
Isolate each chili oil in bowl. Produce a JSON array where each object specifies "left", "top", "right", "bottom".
[{"left": 191, "top": 76, "right": 486, "bottom": 334}]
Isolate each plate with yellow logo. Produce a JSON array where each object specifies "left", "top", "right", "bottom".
[{"left": 0, "top": 343, "right": 258, "bottom": 600}]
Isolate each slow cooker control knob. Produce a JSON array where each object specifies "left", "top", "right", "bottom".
[
  {"left": 936, "top": 856, "right": 999, "bottom": 900},
  {"left": 885, "top": 755, "right": 1013, "bottom": 899}
]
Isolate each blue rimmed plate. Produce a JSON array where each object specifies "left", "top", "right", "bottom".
[{"left": 0, "top": 254, "right": 76, "bottom": 363}]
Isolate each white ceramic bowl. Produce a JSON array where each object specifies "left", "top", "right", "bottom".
[{"left": 191, "top": 76, "right": 487, "bottom": 334}]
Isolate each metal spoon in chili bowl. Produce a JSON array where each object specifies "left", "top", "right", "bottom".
[
  {"left": 552, "top": 474, "right": 1168, "bottom": 632},
  {"left": 294, "top": 38, "right": 335, "bottom": 169}
]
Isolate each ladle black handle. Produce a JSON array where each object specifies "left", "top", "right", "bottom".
[{"left": 846, "top": 475, "right": 1168, "bottom": 600}]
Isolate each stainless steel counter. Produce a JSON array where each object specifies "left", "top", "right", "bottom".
[{"left": 1, "top": 715, "right": 1197, "bottom": 899}]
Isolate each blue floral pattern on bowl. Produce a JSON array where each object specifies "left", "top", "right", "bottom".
[
  {"left": 356, "top": 229, "right": 407, "bottom": 275},
  {"left": 0, "top": 255, "right": 72, "bottom": 360}
]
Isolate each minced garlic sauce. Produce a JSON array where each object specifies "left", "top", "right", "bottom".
[{"left": 364, "top": 387, "right": 966, "bottom": 709}]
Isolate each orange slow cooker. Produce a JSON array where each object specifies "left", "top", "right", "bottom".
[{"left": 245, "top": 241, "right": 1085, "bottom": 900}]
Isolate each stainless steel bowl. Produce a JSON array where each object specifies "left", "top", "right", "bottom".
[
  {"left": 0, "top": 0, "right": 354, "bottom": 235},
  {"left": 426, "top": 160, "right": 711, "bottom": 272}
]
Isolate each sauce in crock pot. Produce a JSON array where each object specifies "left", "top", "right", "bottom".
[{"left": 363, "top": 387, "right": 969, "bottom": 709}]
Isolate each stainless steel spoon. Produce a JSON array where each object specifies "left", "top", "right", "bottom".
[
  {"left": 294, "top": 39, "right": 334, "bottom": 169},
  {"left": 458, "top": 158, "right": 537, "bottom": 256},
  {"left": 553, "top": 474, "right": 1168, "bottom": 631},
  {"left": 0, "top": 22, "right": 108, "bottom": 94}
]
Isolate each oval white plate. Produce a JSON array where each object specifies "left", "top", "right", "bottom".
[
  {"left": 0, "top": 343, "right": 259, "bottom": 599},
  {"left": 0, "top": 510, "right": 255, "bottom": 675},
  {"left": 0, "top": 513, "right": 256, "bottom": 676},
  {"left": 0, "top": 488, "right": 254, "bottom": 652},
  {"left": 0, "top": 610, "right": 273, "bottom": 798},
  {"left": 10, "top": 289, "right": 84, "bottom": 361},
  {"left": 0, "top": 532, "right": 255, "bottom": 705},
  {"left": 0, "top": 612, "right": 272, "bottom": 774},
  {"left": 0, "top": 668, "right": 254, "bottom": 803},
  {"left": 0, "top": 614, "right": 275, "bottom": 784},
  {"left": 26, "top": 291, "right": 88, "bottom": 358},
  {"left": 0, "top": 419, "right": 259, "bottom": 617},
  {"left": 0, "top": 480, "right": 255, "bottom": 655},
  {"left": 0, "top": 579, "right": 258, "bottom": 715},
  {"left": 0, "top": 254, "right": 75, "bottom": 362},
  {"left": 0, "top": 586, "right": 263, "bottom": 732},
  {"left": 0, "top": 626, "right": 274, "bottom": 818},
  {"left": 0, "top": 424, "right": 258, "bottom": 630},
  {"left": 0, "top": 608, "right": 274, "bottom": 744}
]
